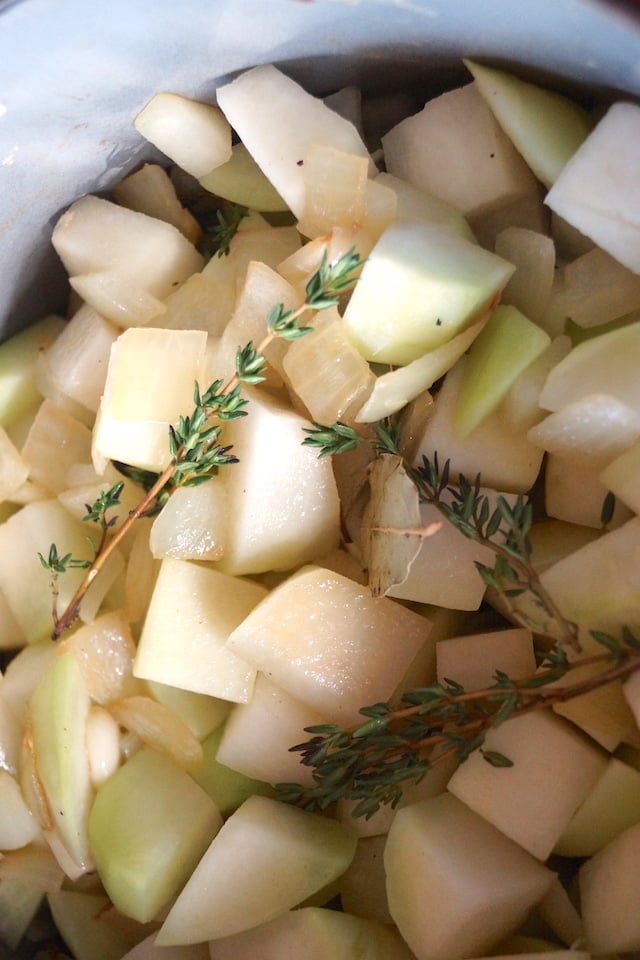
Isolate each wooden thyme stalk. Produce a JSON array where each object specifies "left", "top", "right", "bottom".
[
  {"left": 43, "top": 248, "right": 364, "bottom": 640},
  {"left": 294, "top": 420, "right": 640, "bottom": 816},
  {"left": 277, "top": 636, "right": 640, "bottom": 819}
]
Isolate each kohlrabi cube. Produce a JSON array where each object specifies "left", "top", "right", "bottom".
[
  {"left": 113, "top": 163, "right": 202, "bottom": 244},
  {"left": 375, "top": 171, "right": 476, "bottom": 242},
  {"left": 28, "top": 652, "right": 92, "bottom": 871},
  {"left": 539, "top": 321, "right": 640, "bottom": 415},
  {"left": 88, "top": 747, "right": 222, "bottom": 923},
  {"left": 47, "top": 891, "right": 143, "bottom": 960},
  {"left": 134, "top": 558, "right": 266, "bottom": 702},
  {"left": 0, "top": 427, "right": 28, "bottom": 503},
  {"left": 341, "top": 220, "right": 514, "bottom": 365},
  {"left": 214, "top": 673, "right": 327, "bottom": 788},
  {"left": 545, "top": 103, "right": 640, "bottom": 273},
  {"left": 413, "top": 356, "right": 544, "bottom": 493},
  {"left": 382, "top": 82, "right": 538, "bottom": 218},
  {"left": 579, "top": 821, "right": 640, "bottom": 954},
  {"left": 51, "top": 196, "right": 203, "bottom": 299},
  {"left": 226, "top": 564, "right": 433, "bottom": 726},
  {"left": 200, "top": 143, "right": 288, "bottom": 212},
  {"left": 0, "top": 315, "right": 65, "bottom": 429},
  {"left": 188, "top": 725, "right": 273, "bottom": 818},
  {"left": 447, "top": 711, "right": 607, "bottom": 859},
  {"left": 464, "top": 59, "right": 592, "bottom": 187},
  {"left": 156, "top": 795, "right": 356, "bottom": 944},
  {"left": 384, "top": 793, "right": 553, "bottom": 960},
  {"left": 453, "top": 304, "right": 550, "bottom": 437},
  {"left": 214, "top": 388, "right": 341, "bottom": 575},
  {"left": 134, "top": 92, "right": 232, "bottom": 179},
  {"left": 215, "top": 64, "right": 372, "bottom": 220},
  {"left": 206, "top": 907, "right": 415, "bottom": 960},
  {"left": 555, "top": 756, "right": 640, "bottom": 857},
  {"left": 40, "top": 305, "right": 118, "bottom": 415}
]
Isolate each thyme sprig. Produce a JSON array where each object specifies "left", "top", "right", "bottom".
[
  {"left": 278, "top": 635, "right": 640, "bottom": 819},
  {"left": 199, "top": 203, "right": 249, "bottom": 258},
  {"left": 302, "top": 419, "right": 398, "bottom": 458},
  {"left": 46, "top": 248, "right": 364, "bottom": 639}
]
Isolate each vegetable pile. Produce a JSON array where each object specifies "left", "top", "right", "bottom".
[{"left": 1, "top": 59, "right": 640, "bottom": 960}]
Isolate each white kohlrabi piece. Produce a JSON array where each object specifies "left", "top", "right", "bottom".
[
  {"left": 68, "top": 272, "right": 167, "bottom": 329},
  {"left": 376, "top": 171, "right": 476, "bottom": 242},
  {"left": 0, "top": 426, "right": 28, "bottom": 502},
  {"left": 384, "top": 793, "right": 554, "bottom": 960},
  {"left": 539, "top": 321, "right": 640, "bottom": 414},
  {"left": 88, "top": 747, "right": 222, "bottom": 924},
  {"left": 92, "top": 327, "right": 207, "bottom": 473},
  {"left": 204, "top": 907, "right": 415, "bottom": 960},
  {"left": 214, "top": 388, "right": 341, "bottom": 576},
  {"left": 545, "top": 103, "right": 640, "bottom": 273},
  {"left": 0, "top": 315, "right": 65, "bottom": 429},
  {"left": 414, "top": 356, "right": 544, "bottom": 494},
  {"left": 52, "top": 196, "right": 203, "bottom": 299},
  {"left": 134, "top": 558, "right": 265, "bottom": 702},
  {"left": 579, "top": 821, "right": 640, "bottom": 954},
  {"left": 454, "top": 304, "right": 551, "bottom": 438},
  {"left": 113, "top": 163, "right": 202, "bottom": 243},
  {"left": 600, "top": 440, "right": 640, "bottom": 516},
  {"left": 544, "top": 452, "right": 632, "bottom": 530},
  {"left": 341, "top": 220, "right": 514, "bottom": 365},
  {"left": 464, "top": 59, "right": 592, "bottom": 187},
  {"left": 135, "top": 92, "right": 232, "bottom": 179},
  {"left": 528, "top": 394, "right": 640, "bottom": 460},
  {"left": 494, "top": 227, "right": 556, "bottom": 323},
  {"left": 555, "top": 757, "right": 640, "bottom": 858},
  {"left": 226, "top": 564, "right": 432, "bottom": 726},
  {"left": 215, "top": 64, "right": 372, "bottom": 219},
  {"left": 382, "top": 82, "right": 538, "bottom": 218},
  {"left": 200, "top": 142, "right": 288, "bottom": 212},
  {"left": 447, "top": 710, "right": 607, "bottom": 859},
  {"left": 156, "top": 795, "right": 357, "bottom": 945},
  {"left": 557, "top": 247, "right": 640, "bottom": 329},
  {"left": 540, "top": 517, "right": 640, "bottom": 646}
]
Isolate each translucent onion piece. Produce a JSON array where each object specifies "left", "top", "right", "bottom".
[
  {"left": 297, "top": 144, "right": 369, "bottom": 239},
  {"left": 109, "top": 696, "right": 203, "bottom": 769},
  {"left": 56, "top": 610, "right": 139, "bottom": 706},
  {"left": 356, "top": 316, "right": 487, "bottom": 423},
  {"left": 283, "top": 308, "right": 375, "bottom": 424}
]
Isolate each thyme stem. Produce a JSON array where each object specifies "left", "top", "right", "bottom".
[
  {"left": 279, "top": 642, "right": 640, "bottom": 818},
  {"left": 48, "top": 248, "right": 364, "bottom": 639}
]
